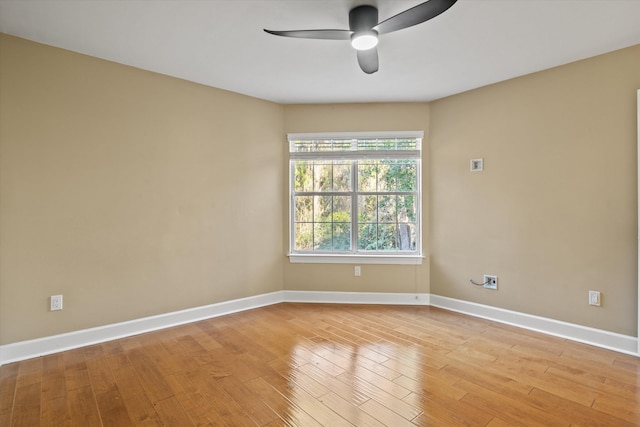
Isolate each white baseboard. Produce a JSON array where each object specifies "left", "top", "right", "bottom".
[
  {"left": 430, "top": 295, "right": 638, "bottom": 356},
  {"left": 282, "top": 290, "right": 430, "bottom": 305},
  {"left": 0, "top": 291, "right": 284, "bottom": 366},
  {"left": 1, "top": 291, "right": 636, "bottom": 366}
]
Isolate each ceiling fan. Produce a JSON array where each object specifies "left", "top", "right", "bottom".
[{"left": 264, "top": 0, "right": 458, "bottom": 74}]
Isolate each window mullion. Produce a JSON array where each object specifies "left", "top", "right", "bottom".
[{"left": 351, "top": 159, "right": 358, "bottom": 255}]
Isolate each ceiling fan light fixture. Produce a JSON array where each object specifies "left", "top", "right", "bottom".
[
  {"left": 264, "top": 0, "right": 458, "bottom": 73},
  {"left": 350, "top": 30, "right": 378, "bottom": 51}
]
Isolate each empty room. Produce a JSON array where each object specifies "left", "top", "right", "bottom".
[{"left": 1, "top": 0, "right": 640, "bottom": 425}]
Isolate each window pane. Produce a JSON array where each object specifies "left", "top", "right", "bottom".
[
  {"left": 397, "top": 161, "right": 417, "bottom": 191},
  {"left": 333, "top": 162, "right": 351, "bottom": 192},
  {"left": 397, "top": 195, "right": 416, "bottom": 222},
  {"left": 358, "top": 223, "right": 378, "bottom": 250},
  {"left": 294, "top": 161, "right": 313, "bottom": 192},
  {"left": 314, "top": 223, "right": 332, "bottom": 250},
  {"left": 294, "top": 196, "right": 313, "bottom": 222},
  {"left": 375, "top": 160, "right": 418, "bottom": 192},
  {"left": 290, "top": 139, "right": 353, "bottom": 152},
  {"left": 332, "top": 223, "right": 351, "bottom": 250},
  {"left": 294, "top": 196, "right": 352, "bottom": 252},
  {"left": 378, "top": 195, "right": 396, "bottom": 223},
  {"left": 313, "top": 195, "right": 333, "bottom": 222},
  {"left": 333, "top": 196, "right": 351, "bottom": 222},
  {"left": 313, "top": 161, "right": 333, "bottom": 192},
  {"left": 358, "top": 195, "right": 377, "bottom": 223},
  {"left": 397, "top": 223, "right": 416, "bottom": 251},
  {"left": 357, "top": 138, "right": 418, "bottom": 151},
  {"left": 295, "top": 223, "right": 313, "bottom": 250},
  {"left": 377, "top": 161, "right": 395, "bottom": 192},
  {"left": 378, "top": 224, "right": 397, "bottom": 250},
  {"left": 358, "top": 161, "right": 377, "bottom": 192}
]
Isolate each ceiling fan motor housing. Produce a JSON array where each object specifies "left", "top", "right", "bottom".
[{"left": 349, "top": 5, "right": 378, "bottom": 32}]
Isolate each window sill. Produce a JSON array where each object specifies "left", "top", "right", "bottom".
[{"left": 288, "top": 254, "right": 425, "bottom": 265}]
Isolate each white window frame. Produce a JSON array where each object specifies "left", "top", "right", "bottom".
[{"left": 288, "top": 131, "right": 424, "bottom": 265}]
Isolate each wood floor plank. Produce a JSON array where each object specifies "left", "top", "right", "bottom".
[
  {"left": 66, "top": 386, "right": 101, "bottom": 427},
  {"left": 2, "top": 303, "right": 638, "bottom": 426},
  {"left": 126, "top": 348, "right": 175, "bottom": 403},
  {"left": 314, "top": 327, "right": 390, "bottom": 365},
  {"left": 406, "top": 391, "right": 493, "bottom": 427},
  {"left": 527, "top": 387, "right": 635, "bottom": 427},
  {"left": 85, "top": 355, "right": 133, "bottom": 426},
  {"left": 185, "top": 369, "right": 257, "bottom": 426},
  {"left": 10, "top": 383, "right": 41, "bottom": 427},
  {"left": 108, "top": 353, "right": 163, "bottom": 425},
  {"left": 306, "top": 335, "right": 402, "bottom": 382},
  {"left": 359, "top": 398, "right": 417, "bottom": 427},
  {"left": 40, "top": 396, "right": 72, "bottom": 427},
  {"left": 299, "top": 361, "right": 373, "bottom": 407},
  {"left": 14, "top": 358, "right": 41, "bottom": 389},
  {"left": 268, "top": 359, "right": 331, "bottom": 399},
  {"left": 591, "top": 391, "right": 640, "bottom": 425},
  {"left": 485, "top": 417, "right": 515, "bottom": 427},
  {"left": 41, "top": 353, "right": 68, "bottom": 426},
  {"left": 152, "top": 395, "right": 197, "bottom": 426},
  {"left": 334, "top": 371, "right": 421, "bottom": 421},
  {"left": 92, "top": 386, "right": 133, "bottom": 426},
  {"left": 0, "top": 362, "right": 18, "bottom": 424},
  {"left": 393, "top": 373, "right": 466, "bottom": 402},
  {"left": 443, "top": 358, "right": 534, "bottom": 397},
  {"left": 41, "top": 355, "right": 71, "bottom": 426},
  {"left": 63, "top": 352, "right": 91, "bottom": 393},
  {"left": 266, "top": 372, "right": 353, "bottom": 427},
  {"left": 317, "top": 391, "right": 386, "bottom": 427},
  {"left": 456, "top": 379, "right": 567, "bottom": 426},
  {"left": 341, "top": 366, "right": 411, "bottom": 400},
  {"left": 216, "top": 374, "right": 282, "bottom": 425},
  {"left": 164, "top": 370, "right": 227, "bottom": 426},
  {"left": 196, "top": 346, "right": 260, "bottom": 383},
  {"left": 245, "top": 375, "right": 323, "bottom": 427}
]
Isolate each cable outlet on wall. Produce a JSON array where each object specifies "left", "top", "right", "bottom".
[
  {"left": 50, "top": 295, "right": 63, "bottom": 311},
  {"left": 470, "top": 158, "right": 484, "bottom": 172},
  {"left": 483, "top": 275, "right": 497, "bottom": 290},
  {"left": 588, "top": 290, "right": 601, "bottom": 306}
]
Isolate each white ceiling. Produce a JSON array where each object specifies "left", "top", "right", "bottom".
[{"left": 1, "top": 0, "right": 640, "bottom": 104}]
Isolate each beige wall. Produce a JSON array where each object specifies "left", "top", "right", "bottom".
[
  {"left": 282, "top": 103, "right": 431, "bottom": 294},
  {"left": 0, "top": 34, "right": 284, "bottom": 344},
  {"left": 2, "top": 33, "right": 639, "bottom": 346},
  {"left": 430, "top": 44, "right": 640, "bottom": 336}
]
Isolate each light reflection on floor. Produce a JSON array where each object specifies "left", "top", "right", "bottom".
[{"left": 280, "top": 337, "right": 424, "bottom": 425}]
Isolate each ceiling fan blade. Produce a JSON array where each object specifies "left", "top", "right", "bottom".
[
  {"left": 263, "top": 29, "right": 351, "bottom": 40},
  {"left": 357, "top": 48, "right": 378, "bottom": 74},
  {"left": 374, "top": 0, "right": 457, "bottom": 35}
]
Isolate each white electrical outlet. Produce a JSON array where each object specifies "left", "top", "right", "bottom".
[
  {"left": 483, "top": 275, "right": 497, "bottom": 290},
  {"left": 589, "top": 290, "right": 601, "bottom": 306},
  {"left": 354, "top": 266, "right": 361, "bottom": 276},
  {"left": 50, "top": 295, "right": 63, "bottom": 311}
]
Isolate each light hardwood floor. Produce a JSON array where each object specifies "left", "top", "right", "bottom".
[{"left": 1, "top": 303, "right": 639, "bottom": 426}]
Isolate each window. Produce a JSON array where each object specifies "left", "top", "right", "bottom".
[{"left": 289, "top": 131, "right": 423, "bottom": 264}]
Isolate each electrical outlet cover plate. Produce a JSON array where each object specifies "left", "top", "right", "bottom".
[
  {"left": 51, "top": 295, "right": 63, "bottom": 311},
  {"left": 589, "top": 290, "right": 601, "bottom": 306},
  {"left": 483, "top": 275, "right": 497, "bottom": 290}
]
